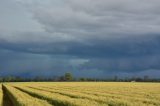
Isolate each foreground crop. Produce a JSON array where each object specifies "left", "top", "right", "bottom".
[{"left": 0, "top": 82, "right": 159, "bottom": 106}]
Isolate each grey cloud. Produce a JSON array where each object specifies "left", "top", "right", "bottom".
[
  {"left": 4, "top": 0, "right": 160, "bottom": 42},
  {"left": 0, "top": 0, "right": 42, "bottom": 32},
  {"left": 17, "top": 0, "right": 160, "bottom": 40},
  {"left": 0, "top": 0, "right": 160, "bottom": 78}
]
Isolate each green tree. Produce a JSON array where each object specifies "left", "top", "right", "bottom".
[
  {"left": 64, "top": 72, "right": 72, "bottom": 81},
  {"left": 79, "top": 78, "right": 86, "bottom": 81}
]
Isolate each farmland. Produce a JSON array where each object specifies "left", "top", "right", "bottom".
[{"left": 0, "top": 82, "right": 160, "bottom": 106}]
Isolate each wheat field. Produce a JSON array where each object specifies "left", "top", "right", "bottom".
[{"left": 0, "top": 82, "right": 160, "bottom": 106}]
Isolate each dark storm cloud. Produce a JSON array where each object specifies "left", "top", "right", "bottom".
[
  {"left": 1, "top": 33, "right": 160, "bottom": 57},
  {"left": 1, "top": 33, "right": 160, "bottom": 78},
  {"left": 0, "top": 48, "right": 90, "bottom": 77},
  {"left": 0, "top": 0, "right": 160, "bottom": 78},
  {"left": 80, "top": 55, "right": 160, "bottom": 72}
]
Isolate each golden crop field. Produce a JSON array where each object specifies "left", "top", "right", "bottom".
[{"left": 0, "top": 82, "right": 160, "bottom": 106}]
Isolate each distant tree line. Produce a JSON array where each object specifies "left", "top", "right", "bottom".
[{"left": 0, "top": 73, "right": 159, "bottom": 82}]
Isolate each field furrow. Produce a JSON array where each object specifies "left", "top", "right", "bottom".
[
  {"left": 3, "top": 85, "right": 52, "bottom": 106},
  {"left": 25, "top": 86, "right": 134, "bottom": 105},
  {"left": 4, "top": 82, "right": 160, "bottom": 106},
  {"left": 38, "top": 84, "right": 160, "bottom": 100},
  {"left": 13, "top": 86, "right": 107, "bottom": 106},
  {"left": 26, "top": 85, "right": 160, "bottom": 106}
]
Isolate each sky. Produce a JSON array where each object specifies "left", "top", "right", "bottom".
[{"left": 0, "top": 0, "right": 160, "bottom": 78}]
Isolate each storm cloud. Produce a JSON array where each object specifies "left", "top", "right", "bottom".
[{"left": 0, "top": 0, "right": 160, "bottom": 78}]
